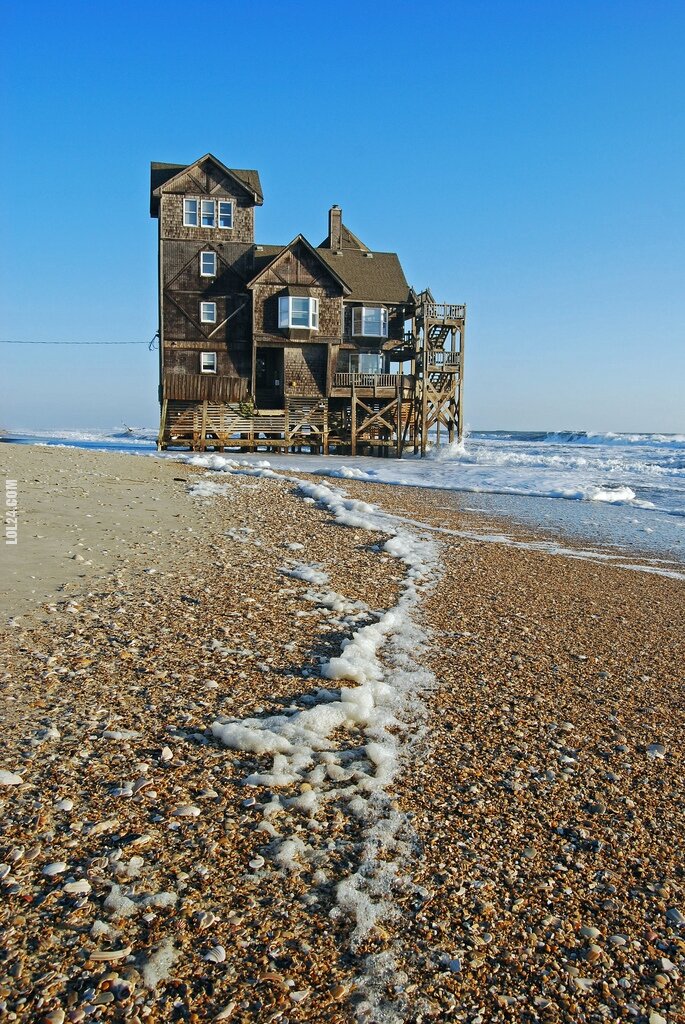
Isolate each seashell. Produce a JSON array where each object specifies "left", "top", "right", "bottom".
[
  {"left": 171, "top": 804, "right": 201, "bottom": 817},
  {"left": 43, "top": 1010, "right": 66, "bottom": 1024},
  {"left": 43, "top": 862, "right": 67, "bottom": 877},
  {"left": 63, "top": 879, "right": 92, "bottom": 895},
  {"left": 646, "top": 742, "right": 666, "bottom": 759},
  {"left": 242, "top": 797, "right": 256, "bottom": 807},
  {"left": 196, "top": 910, "right": 218, "bottom": 930},
  {"left": 87, "top": 945, "right": 133, "bottom": 962},
  {"left": 8, "top": 846, "right": 24, "bottom": 863},
  {"left": 289, "top": 990, "right": 309, "bottom": 1003},
  {"left": 132, "top": 778, "right": 151, "bottom": 795},
  {"left": 579, "top": 925, "right": 601, "bottom": 939},
  {"left": 0, "top": 770, "right": 23, "bottom": 786},
  {"left": 54, "top": 798, "right": 74, "bottom": 812},
  {"left": 214, "top": 1001, "right": 236, "bottom": 1020},
  {"left": 123, "top": 833, "right": 152, "bottom": 849},
  {"left": 160, "top": 746, "right": 173, "bottom": 762},
  {"left": 87, "top": 818, "right": 119, "bottom": 837},
  {"left": 204, "top": 944, "right": 226, "bottom": 963},
  {"left": 249, "top": 855, "right": 265, "bottom": 870},
  {"left": 0, "top": 863, "right": 10, "bottom": 880}
]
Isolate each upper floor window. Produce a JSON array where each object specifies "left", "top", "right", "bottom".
[
  {"left": 200, "top": 351, "right": 217, "bottom": 373},
  {"left": 279, "top": 295, "right": 319, "bottom": 329},
  {"left": 218, "top": 201, "right": 233, "bottom": 229},
  {"left": 201, "top": 199, "right": 215, "bottom": 227},
  {"left": 200, "top": 301, "right": 217, "bottom": 324},
  {"left": 200, "top": 251, "right": 217, "bottom": 277},
  {"left": 183, "top": 197, "right": 234, "bottom": 230},
  {"left": 183, "top": 198, "right": 198, "bottom": 227},
  {"left": 352, "top": 306, "right": 388, "bottom": 338}
]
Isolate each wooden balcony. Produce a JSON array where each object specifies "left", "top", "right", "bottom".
[
  {"left": 163, "top": 371, "right": 248, "bottom": 403},
  {"left": 425, "top": 351, "right": 462, "bottom": 371},
  {"left": 331, "top": 372, "right": 414, "bottom": 398},
  {"left": 424, "top": 303, "right": 466, "bottom": 322}
]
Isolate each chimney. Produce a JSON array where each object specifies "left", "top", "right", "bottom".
[{"left": 329, "top": 205, "right": 342, "bottom": 251}]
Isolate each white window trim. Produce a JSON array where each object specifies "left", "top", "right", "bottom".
[
  {"left": 200, "top": 198, "right": 216, "bottom": 228},
  {"left": 183, "top": 197, "right": 199, "bottom": 227},
  {"left": 200, "top": 301, "right": 217, "bottom": 324},
  {"left": 218, "top": 200, "right": 233, "bottom": 230},
  {"left": 352, "top": 305, "right": 388, "bottom": 338},
  {"left": 200, "top": 351, "right": 217, "bottom": 374},
  {"left": 200, "top": 251, "right": 217, "bottom": 277},
  {"left": 278, "top": 295, "right": 319, "bottom": 330}
]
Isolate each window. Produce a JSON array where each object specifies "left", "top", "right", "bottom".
[
  {"left": 183, "top": 198, "right": 198, "bottom": 227},
  {"left": 218, "top": 201, "right": 233, "bottom": 229},
  {"left": 278, "top": 295, "right": 319, "bottom": 329},
  {"left": 182, "top": 198, "right": 233, "bottom": 230},
  {"left": 200, "top": 251, "right": 217, "bottom": 277},
  {"left": 200, "top": 352, "right": 217, "bottom": 374},
  {"left": 336, "top": 350, "right": 384, "bottom": 374},
  {"left": 200, "top": 301, "right": 217, "bottom": 323},
  {"left": 352, "top": 306, "right": 388, "bottom": 338},
  {"left": 200, "top": 199, "right": 215, "bottom": 227}
]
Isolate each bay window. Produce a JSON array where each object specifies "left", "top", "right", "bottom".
[{"left": 278, "top": 295, "right": 319, "bottom": 329}]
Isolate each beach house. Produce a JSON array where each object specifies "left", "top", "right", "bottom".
[{"left": 150, "top": 153, "right": 465, "bottom": 455}]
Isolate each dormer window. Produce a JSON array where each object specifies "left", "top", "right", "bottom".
[
  {"left": 183, "top": 198, "right": 198, "bottom": 227},
  {"left": 278, "top": 296, "right": 319, "bottom": 330},
  {"left": 200, "top": 251, "right": 217, "bottom": 277},
  {"left": 200, "top": 352, "right": 217, "bottom": 374},
  {"left": 352, "top": 306, "right": 388, "bottom": 338}
]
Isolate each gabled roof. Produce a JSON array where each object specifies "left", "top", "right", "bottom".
[
  {"left": 318, "top": 221, "right": 370, "bottom": 252},
  {"left": 317, "top": 248, "right": 411, "bottom": 304},
  {"left": 246, "top": 235, "right": 352, "bottom": 294},
  {"left": 150, "top": 154, "right": 263, "bottom": 216}
]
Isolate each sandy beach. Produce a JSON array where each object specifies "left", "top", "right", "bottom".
[{"left": 0, "top": 443, "right": 683, "bottom": 1024}]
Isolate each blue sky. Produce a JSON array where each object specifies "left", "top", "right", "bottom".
[{"left": 1, "top": 0, "right": 683, "bottom": 432}]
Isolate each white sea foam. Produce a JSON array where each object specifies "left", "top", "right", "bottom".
[{"left": 184, "top": 454, "right": 440, "bottom": 1017}]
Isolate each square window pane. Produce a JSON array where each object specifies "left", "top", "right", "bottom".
[
  {"left": 184, "top": 199, "right": 198, "bottom": 226},
  {"left": 201, "top": 200, "right": 215, "bottom": 227},
  {"left": 219, "top": 201, "right": 232, "bottom": 228}
]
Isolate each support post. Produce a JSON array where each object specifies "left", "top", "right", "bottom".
[
  {"left": 351, "top": 385, "right": 357, "bottom": 456},
  {"left": 457, "top": 321, "right": 466, "bottom": 442},
  {"left": 157, "top": 399, "right": 168, "bottom": 451},
  {"left": 200, "top": 400, "right": 209, "bottom": 451}
]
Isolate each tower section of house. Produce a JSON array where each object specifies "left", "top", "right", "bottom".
[
  {"left": 150, "top": 154, "right": 263, "bottom": 439},
  {"left": 150, "top": 153, "right": 465, "bottom": 455}
]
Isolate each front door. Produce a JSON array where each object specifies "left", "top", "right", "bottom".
[{"left": 255, "top": 347, "right": 284, "bottom": 409}]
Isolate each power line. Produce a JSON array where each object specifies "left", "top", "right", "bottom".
[{"left": 0, "top": 333, "right": 159, "bottom": 350}]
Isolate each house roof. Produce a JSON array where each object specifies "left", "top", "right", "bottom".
[
  {"left": 150, "top": 154, "right": 264, "bottom": 216},
  {"left": 246, "top": 235, "right": 352, "bottom": 295},
  {"left": 318, "top": 221, "right": 370, "bottom": 252},
  {"left": 317, "top": 248, "right": 411, "bottom": 303}
]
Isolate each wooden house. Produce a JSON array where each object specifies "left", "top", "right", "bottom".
[{"left": 150, "top": 153, "right": 465, "bottom": 455}]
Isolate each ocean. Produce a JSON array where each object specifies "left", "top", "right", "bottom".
[{"left": 4, "top": 428, "right": 684, "bottom": 564}]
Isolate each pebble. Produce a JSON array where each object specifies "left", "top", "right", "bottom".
[
  {"left": 666, "top": 906, "right": 684, "bottom": 927},
  {"left": 43, "top": 1011, "right": 65, "bottom": 1024},
  {"left": 579, "top": 925, "right": 601, "bottom": 939}
]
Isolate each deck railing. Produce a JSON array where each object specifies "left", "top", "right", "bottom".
[
  {"left": 425, "top": 351, "right": 461, "bottom": 368},
  {"left": 425, "top": 303, "right": 466, "bottom": 321},
  {"left": 333, "top": 372, "right": 400, "bottom": 388}
]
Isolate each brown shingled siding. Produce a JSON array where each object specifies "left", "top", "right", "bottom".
[{"left": 284, "top": 344, "right": 327, "bottom": 398}]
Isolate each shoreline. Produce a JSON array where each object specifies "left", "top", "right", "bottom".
[{"left": 0, "top": 444, "right": 683, "bottom": 1023}]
